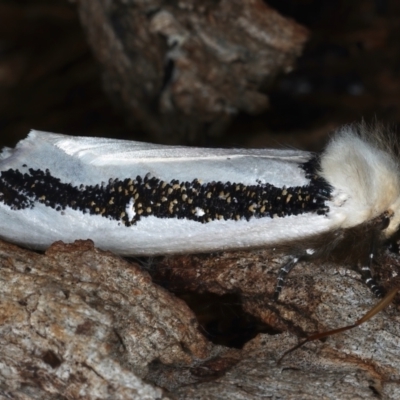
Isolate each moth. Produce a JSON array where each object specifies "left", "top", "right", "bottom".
[{"left": 0, "top": 124, "right": 399, "bottom": 301}]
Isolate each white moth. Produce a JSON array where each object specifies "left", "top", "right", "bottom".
[{"left": 0, "top": 124, "right": 399, "bottom": 298}]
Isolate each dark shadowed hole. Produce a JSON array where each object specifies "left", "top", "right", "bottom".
[
  {"left": 161, "top": 59, "right": 175, "bottom": 93},
  {"left": 368, "top": 385, "right": 381, "bottom": 398},
  {"left": 175, "top": 291, "right": 282, "bottom": 348},
  {"left": 42, "top": 349, "right": 62, "bottom": 369}
]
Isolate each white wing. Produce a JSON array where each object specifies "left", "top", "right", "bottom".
[
  {"left": 0, "top": 130, "right": 336, "bottom": 255},
  {"left": 7, "top": 130, "right": 311, "bottom": 187}
]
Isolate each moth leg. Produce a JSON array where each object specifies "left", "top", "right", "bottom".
[
  {"left": 359, "top": 212, "right": 391, "bottom": 298},
  {"left": 274, "top": 256, "right": 300, "bottom": 301},
  {"left": 359, "top": 243, "right": 384, "bottom": 298}
]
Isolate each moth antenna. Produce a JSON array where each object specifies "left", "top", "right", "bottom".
[{"left": 277, "top": 286, "right": 399, "bottom": 364}]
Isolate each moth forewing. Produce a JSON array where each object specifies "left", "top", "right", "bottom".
[
  {"left": 0, "top": 129, "right": 332, "bottom": 256},
  {"left": 0, "top": 124, "right": 400, "bottom": 299}
]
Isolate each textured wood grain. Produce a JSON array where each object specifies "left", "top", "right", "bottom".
[
  {"left": 0, "top": 240, "right": 210, "bottom": 399},
  {"left": 1, "top": 239, "right": 400, "bottom": 399},
  {"left": 76, "top": 0, "right": 308, "bottom": 144}
]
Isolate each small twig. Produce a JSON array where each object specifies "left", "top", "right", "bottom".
[{"left": 278, "top": 286, "right": 399, "bottom": 364}]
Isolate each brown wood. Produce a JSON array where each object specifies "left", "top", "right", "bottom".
[
  {"left": 76, "top": 0, "right": 308, "bottom": 144},
  {"left": 1, "top": 240, "right": 400, "bottom": 399}
]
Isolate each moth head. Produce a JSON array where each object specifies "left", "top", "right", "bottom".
[
  {"left": 320, "top": 124, "right": 400, "bottom": 232},
  {"left": 385, "top": 199, "right": 400, "bottom": 238}
]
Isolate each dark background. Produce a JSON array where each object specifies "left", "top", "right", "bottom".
[{"left": 1, "top": 0, "right": 399, "bottom": 151}]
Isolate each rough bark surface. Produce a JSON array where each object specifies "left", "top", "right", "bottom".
[
  {"left": 0, "top": 240, "right": 210, "bottom": 399},
  {"left": 75, "top": 0, "right": 308, "bottom": 144},
  {"left": 156, "top": 250, "right": 400, "bottom": 399},
  {"left": 1, "top": 240, "right": 400, "bottom": 399}
]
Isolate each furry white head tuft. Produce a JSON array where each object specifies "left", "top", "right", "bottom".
[{"left": 320, "top": 124, "right": 400, "bottom": 236}]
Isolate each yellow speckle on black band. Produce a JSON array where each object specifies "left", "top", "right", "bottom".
[{"left": 0, "top": 158, "right": 331, "bottom": 226}]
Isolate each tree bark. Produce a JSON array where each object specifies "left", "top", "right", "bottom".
[
  {"left": 76, "top": 0, "right": 308, "bottom": 144},
  {"left": 1, "top": 239, "right": 400, "bottom": 399}
]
